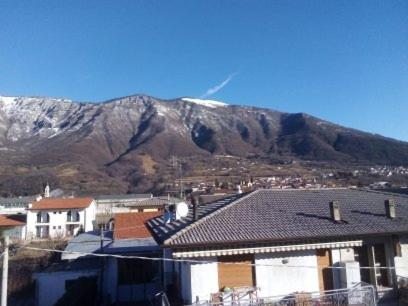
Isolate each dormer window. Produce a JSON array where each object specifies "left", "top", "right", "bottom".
[{"left": 67, "top": 210, "right": 80, "bottom": 222}]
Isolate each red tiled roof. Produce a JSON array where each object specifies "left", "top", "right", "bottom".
[
  {"left": 114, "top": 212, "right": 161, "bottom": 240},
  {"left": 30, "top": 197, "right": 94, "bottom": 210},
  {"left": 0, "top": 215, "right": 26, "bottom": 227}
]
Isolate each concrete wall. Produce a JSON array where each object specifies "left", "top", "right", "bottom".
[
  {"left": 35, "top": 270, "right": 98, "bottom": 306},
  {"left": 395, "top": 235, "right": 408, "bottom": 278},
  {"left": 26, "top": 201, "right": 96, "bottom": 239},
  {"left": 180, "top": 257, "right": 219, "bottom": 304},
  {"left": 255, "top": 250, "right": 320, "bottom": 297}
]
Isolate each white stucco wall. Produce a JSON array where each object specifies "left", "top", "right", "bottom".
[
  {"left": 35, "top": 270, "right": 98, "bottom": 306},
  {"left": 180, "top": 257, "right": 219, "bottom": 304},
  {"left": 255, "top": 250, "right": 320, "bottom": 297},
  {"left": 26, "top": 201, "right": 96, "bottom": 239},
  {"left": 395, "top": 236, "right": 408, "bottom": 278},
  {"left": 84, "top": 201, "right": 96, "bottom": 231}
]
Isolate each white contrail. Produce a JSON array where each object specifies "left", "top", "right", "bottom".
[{"left": 200, "top": 73, "right": 236, "bottom": 99}]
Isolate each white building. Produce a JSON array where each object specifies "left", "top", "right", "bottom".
[
  {"left": 0, "top": 195, "right": 42, "bottom": 215},
  {"left": 95, "top": 193, "right": 153, "bottom": 214},
  {"left": 26, "top": 197, "right": 96, "bottom": 239}
]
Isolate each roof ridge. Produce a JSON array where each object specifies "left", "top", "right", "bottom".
[
  {"left": 254, "top": 187, "right": 349, "bottom": 192},
  {"left": 357, "top": 188, "right": 408, "bottom": 199},
  {"left": 164, "top": 191, "right": 259, "bottom": 245}
]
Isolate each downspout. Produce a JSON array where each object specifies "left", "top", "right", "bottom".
[{"left": 84, "top": 208, "right": 87, "bottom": 231}]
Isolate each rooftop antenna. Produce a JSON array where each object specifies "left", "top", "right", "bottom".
[
  {"left": 179, "top": 158, "right": 183, "bottom": 199},
  {"left": 172, "top": 156, "right": 184, "bottom": 199}
]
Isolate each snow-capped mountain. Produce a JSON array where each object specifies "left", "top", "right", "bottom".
[{"left": 0, "top": 94, "right": 407, "bottom": 195}]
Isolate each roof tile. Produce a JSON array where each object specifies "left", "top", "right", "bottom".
[{"left": 30, "top": 197, "right": 93, "bottom": 210}]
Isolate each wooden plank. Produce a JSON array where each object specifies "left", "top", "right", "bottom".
[
  {"left": 317, "top": 249, "right": 333, "bottom": 291},
  {"left": 218, "top": 255, "right": 255, "bottom": 290}
]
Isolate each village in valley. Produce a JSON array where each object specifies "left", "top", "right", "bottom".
[{"left": 0, "top": 166, "right": 407, "bottom": 306}]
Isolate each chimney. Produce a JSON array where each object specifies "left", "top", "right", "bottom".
[
  {"left": 194, "top": 203, "right": 199, "bottom": 221},
  {"left": 191, "top": 196, "right": 199, "bottom": 221},
  {"left": 330, "top": 201, "right": 341, "bottom": 222},
  {"left": 385, "top": 199, "right": 396, "bottom": 219}
]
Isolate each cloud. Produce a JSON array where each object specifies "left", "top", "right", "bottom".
[{"left": 200, "top": 73, "right": 236, "bottom": 99}]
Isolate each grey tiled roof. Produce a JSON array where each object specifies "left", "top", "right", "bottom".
[
  {"left": 148, "top": 189, "right": 408, "bottom": 247},
  {"left": 122, "top": 196, "right": 181, "bottom": 208},
  {"left": 0, "top": 195, "right": 39, "bottom": 207},
  {"left": 63, "top": 230, "right": 159, "bottom": 260},
  {"left": 147, "top": 193, "right": 247, "bottom": 244}
]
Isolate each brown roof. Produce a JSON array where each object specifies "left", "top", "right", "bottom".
[
  {"left": 30, "top": 197, "right": 94, "bottom": 210},
  {"left": 0, "top": 215, "right": 26, "bottom": 227},
  {"left": 114, "top": 212, "right": 161, "bottom": 240}
]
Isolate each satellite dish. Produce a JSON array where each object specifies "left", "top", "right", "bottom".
[{"left": 176, "top": 202, "right": 189, "bottom": 218}]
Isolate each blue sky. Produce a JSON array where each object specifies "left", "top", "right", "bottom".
[{"left": 0, "top": 0, "right": 407, "bottom": 140}]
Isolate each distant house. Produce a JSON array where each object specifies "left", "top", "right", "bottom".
[
  {"left": 35, "top": 211, "right": 162, "bottom": 306},
  {"left": 121, "top": 196, "right": 177, "bottom": 212},
  {"left": 0, "top": 195, "right": 42, "bottom": 215},
  {"left": 95, "top": 193, "right": 153, "bottom": 214},
  {"left": 0, "top": 214, "right": 26, "bottom": 240},
  {"left": 26, "top": 197, "right": 96, "bottom": 239},
  {"left": 147, "top": 189, "right": 408, "bottom": 305},
  {"left": 94, "top": 195, "right": 178, "bottom": 228}
]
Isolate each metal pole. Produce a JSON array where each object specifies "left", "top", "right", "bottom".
[
  {"left": 99, "top": 228, "right": 104, "bottom": 305},
  {"left": 1, "top": 236, "right": 9, "bottom": 306}
]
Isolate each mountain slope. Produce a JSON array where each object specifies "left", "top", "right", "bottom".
[{"left": 0, "top": 94, "right": 407, "bottom": 195}]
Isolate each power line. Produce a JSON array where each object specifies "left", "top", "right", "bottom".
[{"left": 21, "top": 245, "right": 407, "bottom": 271}]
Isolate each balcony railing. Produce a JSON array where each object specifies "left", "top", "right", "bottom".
[{"left": 192, "top": 282, "right": 376, "bottom": 306}]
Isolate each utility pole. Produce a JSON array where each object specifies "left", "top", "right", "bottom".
[
  {"left": 179, "top": 159, "right": 183, "bottom": 199},
  {"left": 1, "top": 236, "right": 9, "bottom": 306},
  {"left": 99, "top": 227, "right": 104, "bottom": 305}
]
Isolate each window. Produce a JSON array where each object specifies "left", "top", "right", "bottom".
[
  {"left": 66, "top": 224, "right": 80, "bottom": 236},
  {"left": 36, "top": 212, "right": 49, "bottom": 223},
  {"left": 58, "top": 226, "right": 61, "bottom": 229},
  {"left": 53, "top": 226, "right": 56, "bottom": 229},
  {"left": 67, "top": 210, "right": 80, "bottom": 222},
  {"left": 36, "top": 226, "right": 49, "bottom": 238}
]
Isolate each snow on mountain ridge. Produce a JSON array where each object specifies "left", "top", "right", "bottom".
[
  {"left": 0, "top": 96, "right": 18, "bottom": 104},
  {"left": 181, "top": 97, "right": 228, "bottom": 108}
]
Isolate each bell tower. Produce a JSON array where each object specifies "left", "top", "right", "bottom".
[{"left": 44, "top": 183, "right": 50, "bottom": 198}]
